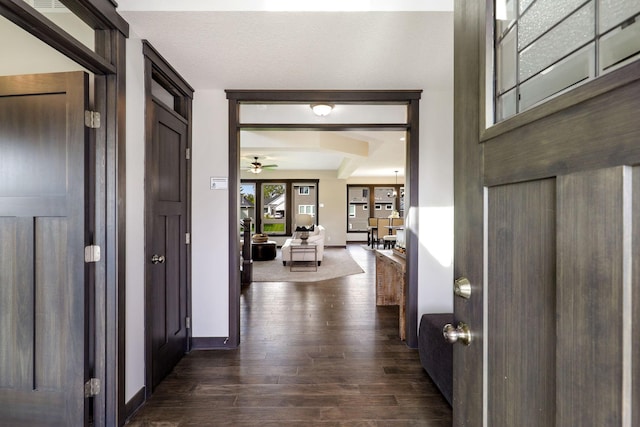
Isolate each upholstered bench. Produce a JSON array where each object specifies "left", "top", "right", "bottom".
[{"left": 418, "top": 313, "right": 454, "bottom": 406}]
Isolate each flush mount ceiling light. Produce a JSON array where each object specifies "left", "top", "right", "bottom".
[{"left": 310, "top": 103, "right": 334, "bottom": 117}]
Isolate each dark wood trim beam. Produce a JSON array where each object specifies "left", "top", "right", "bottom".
[
  {"left": 61, "top": 0, "right": 129, "bottom": 36},
  {"left": 92, "top": 71, "right": 109, "bottom": 427},
  {"left": 405, "top": 98, "right": 420, "bottom": 349},
  {"left": 142, "top": 54, "right": 154, "bottom": 399},
  {"left": 191, "top": 337, "right": 233, "bottom": 350},
  {"left": 228, "top": 98, "right": 241, "bottom": 348},
  {"left": 123, "top": 387, "right": 145, "bottom": 422},
  {"left": 94, "top": 24, "right": 127, "bottom": 427},
  {"left": 226, "top": 89, "right": 422, "bottom": 103},
  {"left": 0, "top": 0, "right": 116, "bottom": 74},
  {"left": 239, "top": 123, "right": 409, "bottom": 131},
  {"left": 143, "top": 41, "right": 195, "bottom": 97},
  {"left": 113, "top": 29, "right": 128, "bottom": 427}
]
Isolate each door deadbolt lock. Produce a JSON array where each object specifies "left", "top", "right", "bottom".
[
  {"left": 443, "top": 322, "right": 472, "bottom": 346},
  {"left": 151, "top": 254, "right": 166, "bottom": 264},
  {"left": 454, "top": 277, "right": 471, "bottom": 299}
]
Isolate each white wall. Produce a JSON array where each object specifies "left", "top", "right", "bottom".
[
  {"left": 124, "top": 36, "right": 146, "bottom": 401},
  {"left": 191, "top": 90, "right": 230, "bottom": 338},
  {"left": 418, "top": 88, "right": 454, "bottom": 315}
]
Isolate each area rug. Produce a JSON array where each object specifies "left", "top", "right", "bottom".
[{"left": 251, "top": 247, "right": 364, "bottom": 283}]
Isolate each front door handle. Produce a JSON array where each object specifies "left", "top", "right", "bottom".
[
  {"left": 443, "top": 322, "right": 472, "bottom": 345},
  {"left": 151, "top": 254, "right": 165, "bottom": 264}
]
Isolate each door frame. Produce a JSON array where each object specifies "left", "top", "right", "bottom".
[
  {"left": 225, "top": 90, "right": 422, "bottom": 349},
  {"left": 142, "top": 40, "right": 194, "bottom": 398},
  {"left": 0, "top": 1, "right": 128, "bottom": 425}
]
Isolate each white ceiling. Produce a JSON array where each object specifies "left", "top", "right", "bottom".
[
  {"left": 240, "top": 129, "right": 407, "bottom": 177},
  {"left": 117, "top": 1, "right": 454, "bottom": 178}
]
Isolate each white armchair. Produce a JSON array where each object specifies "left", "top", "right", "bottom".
[{"left": 281, "top": 225, "right": 325, "bottom": 266}]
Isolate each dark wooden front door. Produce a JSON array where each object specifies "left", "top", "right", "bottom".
[
  {"left": 0, "top": 72, "right": 90, "bottom": 426},
  {"left": 146, "top": 100, "right": 189, "bottom": 392},
  {"left": 454, "top": 3, "right": 640, "bottom": 426}
]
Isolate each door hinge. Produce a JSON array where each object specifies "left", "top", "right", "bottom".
[
  {"left": 84, "top": 245, "right": 101, "bottom": 263},
  {"left": 186, "top": 148, "right": 191, "bottom": 160},
  {"left": 186, "top": 233, "right": 191, "bottom": 245},
  {"left": 186, "top": 317, "right": 191, "bottom": 329},
  {"left": 84, "top": 110, "right": 101, "bottom": 129},
  {"left": 84, "top": 378, "right": 101, "bottom": 397}
]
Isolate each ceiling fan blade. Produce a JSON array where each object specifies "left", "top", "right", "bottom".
[{"left": 261, "top": 164, "right": 278, "bottom": 168}]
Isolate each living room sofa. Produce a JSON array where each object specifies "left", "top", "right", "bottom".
[{"left": 281, "top": 225, "right": 325, "bottom": 266}]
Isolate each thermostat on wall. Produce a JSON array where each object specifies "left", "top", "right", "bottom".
[{"left": 210, "top": 177, "right": 228, "bottom": 190}]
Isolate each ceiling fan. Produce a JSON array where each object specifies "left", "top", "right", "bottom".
[{"left": 248, "top": 156, "right": 278, "bottom": 174}]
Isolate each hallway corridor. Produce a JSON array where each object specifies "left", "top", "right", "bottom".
[{"left": 127, "top": 245, "right": 452, "bottom": 426}]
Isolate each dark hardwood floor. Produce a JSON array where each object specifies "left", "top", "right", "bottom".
[{"left": 126, "top": 244, "right": 452, "bottom": 426}]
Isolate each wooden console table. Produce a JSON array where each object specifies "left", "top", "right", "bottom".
[{"left": 375, "top": 250, "right": 407, "bottom": 340}]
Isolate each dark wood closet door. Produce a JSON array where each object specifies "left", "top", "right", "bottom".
[
  {"left": 0, "top": 72, "right": 90, "bottom": 426},
  {"left": 147, "top": 100, "right": 189, "bottom": 391}
]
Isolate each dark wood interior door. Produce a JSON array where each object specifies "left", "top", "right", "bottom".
[
  {"left": 0, "top": 72, "right": 90, "bottom": 426},
  {"left": 146, "top": 100, "right": 189, "bottom": 391},
  {"left": 454, "top": 3, "right": 640, "bottom": 425}
]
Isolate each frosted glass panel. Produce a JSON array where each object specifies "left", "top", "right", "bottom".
[
  {"left": 519, "top": 44, "right": 593, "bottom": 110},
  {"left": 519, "top": 3, "right": 594, "bottom": 81},
  {"left": 496, "top": 0, "right": 516, "bottom": 37},
  {"left": 600, "top": 19, "right": 640, "bottom": 72},
  {"left": 599, "top": 0, "right": 640, "bottom": 33},
  {"left": 151, "top": 79, "right": 176, "bottom": 111},
  {"left": 497, "top": 27, "right": 517, "bottom": 93},
  {"left": 496, "top": 88, "right": 517, "bottom": 121},
  {"left": 519, "top": 0, "right": 586, "bottom": 49},
  {"left": 519, "top": 0, "right": 535, "bottom": 15},
  {"left": 18, "top": 0, "right": 95, "bottom": 51},
  {"left": 493, "top": 0, "right": 636, "bottom": 124},
  {"left": 240, "top": 104, "right": 407, "bottom": 124}
]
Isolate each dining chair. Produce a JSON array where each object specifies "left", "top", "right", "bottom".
[
  {"left": 383, "top": 217, "right": 404, "bottom": 249},
  {"left": 368, "top": 217, "right": 378, "bottom": 247},
  {"left": 376, "top": 217, "right": 390, "bottom": 248}
]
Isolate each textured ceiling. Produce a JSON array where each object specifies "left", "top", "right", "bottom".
[{"left": 117, "top": 6, "right": 453, "bottom": 177}]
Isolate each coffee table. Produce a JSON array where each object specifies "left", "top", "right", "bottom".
[{"left": 289, "top": 242, "right": 317, "bottom": 272}]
